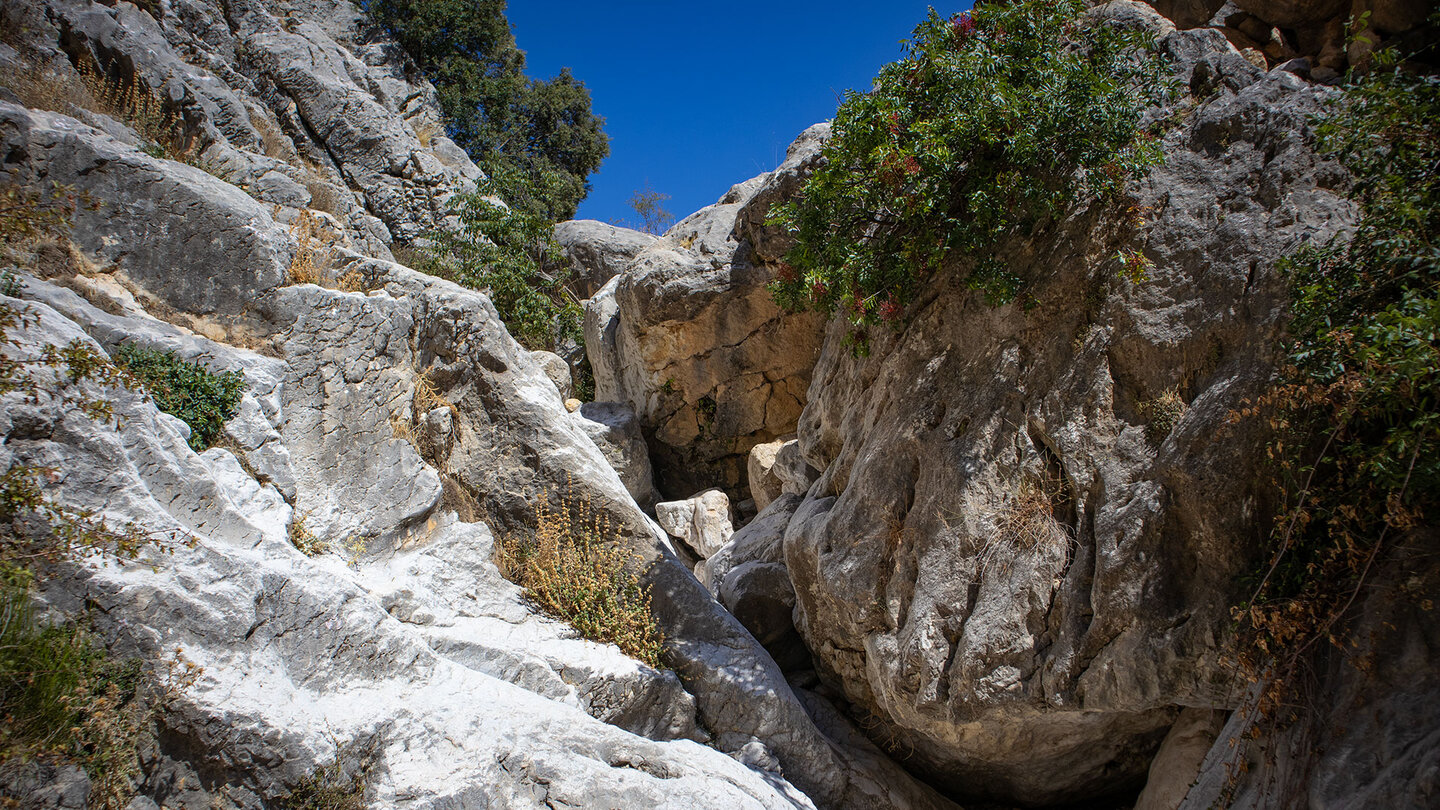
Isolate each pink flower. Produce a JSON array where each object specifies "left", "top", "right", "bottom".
[
  {"left": 879, "top": 296, "right": 902, "bottom": 322},
  {"left": 952, "top": 12, "right": 976, "bottom": 39}
]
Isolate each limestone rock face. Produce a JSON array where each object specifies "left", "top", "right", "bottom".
[
  {"left": 0, "top": 7, "right": 960, "bottom": 806},
  {"left": 779, "top": 13, "right": 1360, "bottom": 806},
  {"left": 773, "top": 439, "right": 820, "bottom": 496},
  {"left": 2, "top": 297, "right": 814, "bottom": 810},
  {"left": 584, "top": 130, "right": 828, "bottom": 499},
  {"left": 0, "top": 0, "right": 483, "bottom": 254},
  {"left": 554, "top": 219, "right": 657, "bottom": 298},
  {"left": 656, "top": 489, "right": 735, "bottom": 559},
  {"left": 1179, "top": 539, "right": 1440, "bottom": 809}
]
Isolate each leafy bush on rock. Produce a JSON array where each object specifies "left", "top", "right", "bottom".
[{"left": 769, "top": 0, "right": 1171, "bottom": 348}]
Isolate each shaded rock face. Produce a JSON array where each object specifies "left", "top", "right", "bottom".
[
  {"left": 777, "top": 11, "right": 1359, "bottom": 807},
  {"left": 1142, "top": 0, "right": 1435, "bottom": 80},
  {"left": 0, "top": 0, "right": 482, "bottom": 255},
  {"left": 584, "top": 127, "right": 829, "bottom": 499},
  {"left": 1180, "top": 536, "right": 1440, "bottom": 809}
]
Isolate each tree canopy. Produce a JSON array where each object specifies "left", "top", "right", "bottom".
[{"left": 366, "top": 0, "right": 608, "bottom": 221}]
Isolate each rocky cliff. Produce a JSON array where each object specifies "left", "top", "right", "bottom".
[
  {"left": 569, "top": 2, "right": 1438, "bottom": 808},
  {"left": 0, "top": 1, "right": 957, "bottom": 809},
  {"left": 2, "top": 1, "right": 1436, "bottom": 809}
]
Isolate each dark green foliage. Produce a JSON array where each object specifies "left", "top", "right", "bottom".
[
  {"left": 364, "top": 0, "right": 608, "bottom": 221},
  {"left": 0, "top": 572, "right": 145, "bottom": 766},
  {"left": 769, "top": 0, "right": 1170, "bottom": 345},
  {"left": 112, "top": 345, "right": 244, "bottom": 452},
  {"left": 422, "top": 163, "right": 582, "bottom": 353},
  {"left": 1239, "top": 30, "right": 1439, "bottom": 665}
]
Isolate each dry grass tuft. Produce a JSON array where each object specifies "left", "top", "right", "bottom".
[
  {"left": 289, "top": 512, "right": 325, "bottom": 556},
  {"left": 412, "top": 373, "right": 455, "bottom": 418},
  {"left": 286, "top": 209, "right": 368, "bottom": 292},
  {"left": 1140, "top": 386, "right": 1188, "bottom": 444},
  {"left": 495, "top": 490, "right": 665, "bottom": 667}
]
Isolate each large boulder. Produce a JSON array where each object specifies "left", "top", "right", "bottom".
[
  {"left": 584, "top": 128, "right": 829, "bottom": 499},
  {"left": 555, "top": 219, "right": 657, "bottom": 298},
  {"left": 656, "top": 489, "right": 735, "bottom": 559},
  {"left": 747, "top": 438, "right": 788, "bottom": 512},
  {"left": 778, "top": 14, "right": 1362, "bottom": 806}
]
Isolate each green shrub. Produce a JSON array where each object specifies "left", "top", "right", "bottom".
[
  {"left": 496, "top": 493, "right": 665, "bottom": 668},
  {"left": 112, "top": 345, "right": 244, "bottom": 452},
  {"left": 768, "top": 0, "right": 1170, "bottom": 348},
  {"left": 1236, "top": 26, "right": 1439, "bottom": 700},
  {"left": 0, "top": 572, "right": 147, "bottom": 809},
  {"left": 420, "top": 163, "right": 583, "bottom": 352}
]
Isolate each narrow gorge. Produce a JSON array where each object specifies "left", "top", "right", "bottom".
[{"left": 0, "top": 1, "right": 1435, "bottom": 809}]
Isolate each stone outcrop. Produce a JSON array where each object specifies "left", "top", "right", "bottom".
[
  {"left": 554, "top": 219, "right": 657, "bottom": 298},
  {"left": 582, "top": 129, "right": 829, "bottom": 499},
  {"left": 1142, "top": 0, "right": 1435, "bottom": 80},
  {"left": 656, "top": 488, "right": 735, "bottom": 560},
  {"left": 756, "top": 5, "right": 1379, "bottom": 806},
  {"left": 0, "top": 0, "right": 483, "bottom": 257},
  {"left": 747, "top": 438, "right": 787, "bottom": 512}
]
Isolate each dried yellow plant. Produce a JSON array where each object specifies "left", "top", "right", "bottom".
[{"left": 496, "top": 490, "right": 665, "bottom": 667}]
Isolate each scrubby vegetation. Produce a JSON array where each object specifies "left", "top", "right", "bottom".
[
  {"left": 112, "top": 344, "right": 245, "bottom": 452},
  {"left": 364, "top": 0, "right": 608, "bottom": 222},
  {"left": 496, "top": 493, "right": 665, "bottom": 668},
  {"left": 768, "top": 0, "right": 1171, "bottom": 350},
  {"left": 421, "top": 163, "right": 584, "bottom": 356},
  {"left": 278, "top": 742, "right": 377, "bottom": 810},
  {"left": 1235, "top": 23, "right": 1439, "bottom": 717}
]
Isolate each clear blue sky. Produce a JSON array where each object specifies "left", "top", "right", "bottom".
[{"left": 506, "top": 2, "right": 973, "bottom": 227}]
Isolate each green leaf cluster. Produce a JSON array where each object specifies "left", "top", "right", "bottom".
[
  {"left": 112, "top": 345, "right": 244, "bottom": 452},
  {"left": 364, "top": 0, "right": 608, "bottom": 221},
  {"left": 1260, "top": 37, "right": 1440, "bottom": 607},
  {"left": 421, "top": 162, "right": 583, "bottom": 353},
  {"left": 769, "top": 0, "right": 1171, "bottom": 344}
]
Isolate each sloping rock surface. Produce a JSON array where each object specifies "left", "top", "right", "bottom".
[{"left": 767, "top": 6, "right": 1373, "bottom": 806}]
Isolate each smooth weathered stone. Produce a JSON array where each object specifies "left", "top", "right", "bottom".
[
  {"left": 572, "top": 401, "right": 659, "bottom": 509},
  {"left": 747, "top": 438, "right": 787, "bottom": 512},
  {"left": 554, "top": 219, "right": 657, "bottom": 298},
  {"left": 656, "top": 489, "right": 735, "bottom": 559},
  {"left": 531, "top": 350, "right": 574, "bottom": 401}
]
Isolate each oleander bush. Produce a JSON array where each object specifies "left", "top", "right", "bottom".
[{"left": 768, "top": 0, "right": 1171, "bottom": 350}]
